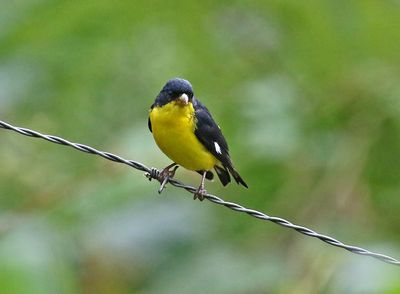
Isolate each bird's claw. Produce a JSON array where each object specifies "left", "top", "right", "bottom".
[{"left": 193, "top": 187, "right": 207, "bottom": 201}]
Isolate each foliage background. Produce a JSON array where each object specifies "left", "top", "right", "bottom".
[{"left": 1, "top": 0, "right": 399, "bottom": 293}]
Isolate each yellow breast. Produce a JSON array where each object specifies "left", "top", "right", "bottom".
[{"left": 149, "top": 101, "right": 217, "bottom": 171}]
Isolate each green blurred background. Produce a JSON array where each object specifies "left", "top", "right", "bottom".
[{"left": 1, "top": 0, "right": 400, "bottom": 293}]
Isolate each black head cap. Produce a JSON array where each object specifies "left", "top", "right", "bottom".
[{"left": 154, "top": 78, "right": 194, "bottom": 106}]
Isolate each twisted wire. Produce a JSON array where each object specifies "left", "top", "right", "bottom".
[{"left": 1, "top": 119, "right": 399, "bottom": 266}]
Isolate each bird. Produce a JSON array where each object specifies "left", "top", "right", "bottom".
[{"left": 148, "top": 78, "right": 247, "bottom": 201}]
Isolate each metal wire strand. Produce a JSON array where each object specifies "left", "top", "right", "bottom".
[{"left": 1, "top": 119, "right": 399, "bottom": 266}]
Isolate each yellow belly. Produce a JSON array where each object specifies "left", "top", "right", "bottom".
[{"left": 149, "top": 101, "right": 217, "bottom": 171}]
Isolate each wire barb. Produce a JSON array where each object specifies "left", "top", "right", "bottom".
[
  {"left": 145, "top": 168, "right": 160, "bottom": 181},
  {"left": 1, "top": 119, "right": 399, "bottom": 266}
]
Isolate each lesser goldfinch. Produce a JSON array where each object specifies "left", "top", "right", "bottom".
[{"left": 148, "top": 78, "right": 247, "bottom": 200}]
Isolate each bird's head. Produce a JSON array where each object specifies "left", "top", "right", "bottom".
[{"left": 154, "top": 78, "right": 194, "bottom": 107}]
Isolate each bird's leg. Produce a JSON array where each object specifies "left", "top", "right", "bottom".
[
  {"left": 158, "top": 162, "right": 179, "bottom": 194},
  {"left": 193, "top": 171, "right": 207, "bottom": 201}
]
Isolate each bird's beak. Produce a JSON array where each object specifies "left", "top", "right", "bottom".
[{"left": 178, "top": 93, "right": 189, "bottom": 105}]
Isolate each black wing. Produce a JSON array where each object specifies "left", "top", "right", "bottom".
[
  {"left": 193, "top": 98, "right": 230, "bottom": 165},
  {"left": 193, "top": 98, "right": 248, "bottom": 188},
  {"left": 148, "top": 104, "right": 154, "bottom": 133},
  {"left": 148, "top": 117, "right": 152, "bottom": 133}
]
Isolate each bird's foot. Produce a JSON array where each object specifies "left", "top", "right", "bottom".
[
  {"left": 157, "top": 165, "right": 179, "bottom": 194},
  {"left": 193, "top": 187, "right": 207, "bottom": 201}
]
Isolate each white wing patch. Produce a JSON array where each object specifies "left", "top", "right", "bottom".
[{"left": 214, "top": 142, "right": 222, "bottom": 154}]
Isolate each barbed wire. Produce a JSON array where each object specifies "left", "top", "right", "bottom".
[{"left": 0, "top": 119, "right": 399, "bottom": 266}]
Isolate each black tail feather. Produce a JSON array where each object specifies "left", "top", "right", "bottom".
[
  {"left": 227, "top": 166, "right": 248, "bottom": 188},
  {"left": 214, "top": 166, "right": 231, "bottom": 186}
]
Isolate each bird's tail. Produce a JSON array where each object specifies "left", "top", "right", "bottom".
[
  {"left": 214, "top": 165, "right": 231, "bottom": 186},
  {"left": 227, "top": 166, "right": 248, "bottom": 188}
]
